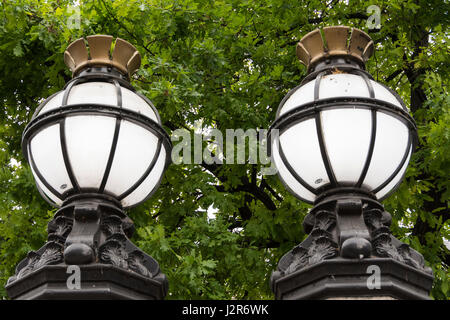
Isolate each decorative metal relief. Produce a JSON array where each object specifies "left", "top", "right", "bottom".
[
  {"left": 47, "top": 215, "right": 73, "bottom": 244},
  {"left": 272, "top": 199, "right": 433, "bottom": 285},
  {"left": 277, "top": 208, "right": 338, "bottom": 277},
  {"left": 99, "top": 215, "right": 156, "bottom": 278},
  {"left": 364, "top": 207, "right": 432, "bottom": 274},
  {"left": 7, "top": 205, "right": 163, "bottom": 285},
  {"left": 99, "top": 236, "right": 129, "bottom": 270},
  {"left": 7, "top": 241, "right": 64, "bottom": 284}
]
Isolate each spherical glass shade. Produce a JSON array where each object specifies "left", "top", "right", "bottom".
[
  {"left": 23, "top": 78, "right": 171, "bottom": 208},
  {"left": 271, "top": 72, "right": 416, "bottom": 203}
]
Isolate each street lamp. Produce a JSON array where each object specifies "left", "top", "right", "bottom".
[
  {"left": 6, "top": 35, "right": 171, "bottom": 300},
  {"left": 269, "top": 27, "right": 434, "bottom": 300}
]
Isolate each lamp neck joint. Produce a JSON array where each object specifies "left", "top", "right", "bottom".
[{"left": 65, "top": 66, "right": 134, "bottom": 91}]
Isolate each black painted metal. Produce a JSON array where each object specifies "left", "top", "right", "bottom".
[
  {"left": 99, "top": 118, "right": 121, "bottom": 194},
  {"left": 60, "top": 78, "right": 81, "bottom": 193},
  {"left": 335, "top": 198, "right": 372, "bottom": 259},
  {"left": 300, "top": 63, "right": 373, "bottom": 87},
  {"left": 356, "top": 69, "right": 375, "bottom": 98},
  {"left": 117, "top": 138, "right": 162, "bottom": 201},
  {"left": 62, "top": 192, "right": 123, "bottom": 208},
  {"left": 6, "top": 265, "right": 168, "bottom": 300},
  {"left": 372, "top": 132, "right": 412, "bottom": 194},
  {"left": 61, "top": 77, "right": 78, "bottom": 106},
  {"left": 275, "top": 83, "right": 305, "bottom": 119},
  {"left": 268, "top": 127, "right": 315, "bottom": 203},
  {"left": 6, "top": 196, "right": 168, "bottom": 300},
  {"left": 270, "top": 190, "right": 434, "bottom": 300},
  {"left": 22, "top": 103, "right": 172, "bottom": 206},
  {"left": 271, "top": 68, "right": 417, "bottom": 201},
  {"left": 65, "top": 66, "right": 133, "bottom": 91},
  {"left": 353, "top": 71, "right": 377, "bottom": 189},
  {"left": 277, "top": 136, "right": 317, "bottom": 195},
  {"left": 98, "top": 80, "right": 123, "bottom": 193},
  {"left": 31, "top": 91, "right": 60, "bottom": 119},
  {"left": 373, "top": 170, "right": 409, "bottom": 203},
  {"left": 134, "top": 91, "right": 163, "bottom": 125},
  {"left": 313, "top": 71, "right": 325, "bottom": 101},
  {"left": 22, "top": 65, "right": 172, "bottom": 208},
  {"left": 355, "top": 60, "right": 377, "bottom": 188},
  {"left": 268, "top": 96, "right": 417, "bottom": 201},
  {"left": 59, "top": 118, "right": 81, "bottom": 193},
  {"left": 307, "top": 55, "right": 366, "bottom": 75},
  {"left": 314, "top": 106, "right": 338, "bottom": 187},
  {"left": 276, "top": 65, "right": 375, "bottom": 119},
  {"left": 313, "top": 187, "right": 378, "bottom": 207},
  {"left": 269, "top": 33, "right": 428, "bottom": 301},
  {"left": 28, "top": 143, "right": 64, "bottom": 200},
  {"left": 13, "top": 46, "right": 171, "bottom": 300},
  {"left": 356, "top": 109, "right": 377, "bottom": 188},
  {"left": 271, "top": 97, "right": 417, "bottom": 140},
  {"left": 23, "top": 104, "right": 172, "bottom": 156},
  {"left": 272, "top": 259, "right": 434, "bottom": 300},
  {"left": 376, "top": 81, "right": 409, "bottom": 112},
  {"left": 23, "top": 105, "right": 171, "bottom": 156}
]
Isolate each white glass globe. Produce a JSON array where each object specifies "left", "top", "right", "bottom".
[
  {"left": 272, "top": 73, "right": 415, "bottom": 203},
  {"left": 24, "top": 81, "right": 170, "bottom": 208}
]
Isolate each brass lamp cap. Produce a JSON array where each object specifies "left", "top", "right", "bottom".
[
  {"left": 296, "top": 26, "right": 374, "bottom": 72},
  {"left": 64, "top": 35, "right": 141, "bottom": 78}
]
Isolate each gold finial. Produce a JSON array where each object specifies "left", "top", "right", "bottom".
[
  {"left": 296, "top": 26, "right": 374, "bottom": 71},
  {"left": 64, "top": 35, "right": 141, "bottom": 78}
]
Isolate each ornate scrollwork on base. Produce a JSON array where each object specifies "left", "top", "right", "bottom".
[
  {"left": 98, "top": 236, "right": 154, "bottom": 278},
  {"left": 127, "top": 251, "right": 153, "bottom": 278},
  {"left": 7, "top": 212, "right": 71, "bottom": 285},
  {"left": 99, "top": 237, "right": 129, "bottom": 269},
  {"left": 47, "top": 215, "right": 73, "bottom": 244},
  {"left": 274, "top": 208, "right": 338, "bottom": 279},
  {"left": 7, "top": 241, "right": 64, "bottom": 284},
  {"left": 98, "top": 217, "right": 158, "bottom": 278},
  {"left": 272, "top": 196, "right": 433, "bottom": 290},
  {"left": 364, "top": 208, "right": 432, "bottom": 274},
  {"left": 7, "top": 200, "right": 166, "bottom": 287}
]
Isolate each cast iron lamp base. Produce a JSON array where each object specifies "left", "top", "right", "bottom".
[
  {"left": 6, "top": 194, "right": 168, "bottom": 300},
  {"left": 270, "top": 188, "right": 434, "bottom": 300}
]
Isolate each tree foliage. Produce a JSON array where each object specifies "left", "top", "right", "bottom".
[{"left": 0, "top": 0, "right": 448, "bottom": 299}]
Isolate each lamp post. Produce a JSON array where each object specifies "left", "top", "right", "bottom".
[
  {"left": 6, "top": 35, "right": 171, "bottom": 300},
  {"left": 269, "top": 27, "right": 434, "bottom": 300}
]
